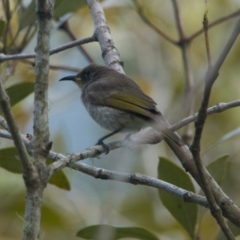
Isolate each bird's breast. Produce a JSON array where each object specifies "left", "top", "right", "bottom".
[{"left": 82, "top": 101, "right": 149, "bottom": 133}]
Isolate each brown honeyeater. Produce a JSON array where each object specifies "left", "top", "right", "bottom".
[{"left": 59, "top": 64, "right": 184, "bottom": 149}]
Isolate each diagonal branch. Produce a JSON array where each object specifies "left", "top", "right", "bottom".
[
  {"left": 190, "top": 18, "right": 240, "bottom": 240},
  {"left": 133, "top": 0, "right": 177, "bottom": 45},
  {"left": 0, "top": 76, "right": 34, "bottom": 180},
  {"left": 59, "top": 21, "right": 95, "bottom": 63},
  {"left": 87, "top": 0, "right": 124, "bottom": 73}
]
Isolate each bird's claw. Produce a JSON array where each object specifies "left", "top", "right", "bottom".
[{"left": 96, "top": 140, "right": 109, "bottom": 154}]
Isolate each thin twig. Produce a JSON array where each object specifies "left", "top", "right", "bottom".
[
  {"left": 203, "top": 7, "right": 212, "bottom": 68},
  {"left": 133, "top": 0, "right": 177, "bottom": 45},
  {"left": 2, "top": 0, "right": 12, "bottom": 52},
  {"left": 172, "top": 100, "right": 240, "bottom": 132},
  {"left": 0, "top": 36, "right": 96, "bottom": 61},
  {"left": 189, "top": 9, "right": 240, "bottom": 41},
  {"left": 21, "top": 59, "right": 81, "bottom": 72},
  {"left": 171, "top": 0, "right": 184, "bottom": 40},
  {"left": 171, "top": 0, "right": 194, "bottom": 144},
  {"left": 59, "top": 21, "right": 95, "bottom": 63}
]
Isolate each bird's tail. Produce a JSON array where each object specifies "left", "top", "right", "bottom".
[{"left": 152, "top": 114, "right": 184, "bottom": 146}]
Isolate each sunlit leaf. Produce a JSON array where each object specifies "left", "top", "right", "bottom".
[
  {"left": 0, "top": 148, "right": 70, "bottom": 190},
  {"left": 76, "top": 225, "right": 159, "bottom": 240},
  {"left": 158, "top": 157, "right": 197, "bottom": 239},
  {"left": 206, "top": 155, "right": 229, "bottom": 186},
  {"left": 5, "top": 82, "right": 34, "bottom": 107},
  {"left": 0, "top": 19, "right": 6, "bottom": 39}
]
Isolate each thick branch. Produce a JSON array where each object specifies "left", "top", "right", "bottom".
[
  {"left": 87, "top": 0, "right": 124, "bottom": 73},
  {"left": 22, "top": 1, "right": 55, "bottom": 240}
]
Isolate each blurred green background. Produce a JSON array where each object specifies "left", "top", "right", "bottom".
[{"left": 1, "top": 0, "right": 240, "bottom": 239}]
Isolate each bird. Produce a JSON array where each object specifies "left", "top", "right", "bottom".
[{"left": 59, "top": 64, "right": 184, "bottom": 151}]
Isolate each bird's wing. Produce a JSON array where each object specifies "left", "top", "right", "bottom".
[
  {"left": 83, "top": 77, "right": 159, "bottom": 119},
  {"left": 83, "top": 76, "right": 184, "bottom": 146}
]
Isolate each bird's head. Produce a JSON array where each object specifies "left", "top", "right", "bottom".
[{"left": 59, "top": 64, "right": 112, "bottom": 89}]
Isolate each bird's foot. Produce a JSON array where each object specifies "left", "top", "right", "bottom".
[{"left": 96, "top": 140, "right": 109, "bottom": 154}]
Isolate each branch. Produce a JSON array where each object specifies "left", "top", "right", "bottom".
[
  {"left": 133, "top": 0, "right": 177, "bottom": 45},
  {"left": 1, "top": 99, "right": 240, "bottom": 226},
  {"left": 0, "top": 127, "right": 208, "bottom": 208},
  {"left": 21, "top": 1, "right": 55, "bottom": 240},
  {"left": 171, "top": 0, "right": 194, "bottom": 143},
  {"left": 87, "top": 0, "right": 124, "bottom": 73},
  {"left": 0, "top": 76, "right": 34, "bottom": 180},
  {"left": 21, "top": 59, "right": 81, "bottom": 73},
  {"left": 59, "top": 21, "right": 95, "bottom": 63},
  {"left": 188, "top": 9, "right": 240, "bottom": 41},
  {"left": 1, "top": 99, "right": 240, "bottom": 152},
  {"left": 203, "top": 7, "right": 212, "bottom": 68},
  {"left": 189, "top": 18, "right": 240, "bottom": 240},
  {"left": 0, "top": 36, "right": 96, "bottom": 61},
  {"left": 62, "top": 160, "right": 209, "bottom": 208},
  {"left": 191, "top": 19, "right": 240, "bottom": 169}
]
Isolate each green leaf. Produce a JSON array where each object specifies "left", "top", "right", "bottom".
[
  {"left": 158, "top": 157, "right": 197, "bottom": 239},
  {"left": 54, "top": 0, "right": 87, "bottom": 18},
  {"left": 19, "top": 1, "right": 36, "bottom": 30},
  {"left": 48, "top": 164, "right": 71, "bottom": 190},
  {"left": 204, "top": 127, "right": 240, "bottom": 154},
  {"left": 0, "top": 147, "right": 22, "bottom": 173},
  {"left": 0, "top": 147, "right": 70, "bottom": 190},
  {"left": 206, "top": 155, "right": 229, "bottom": 186},
  {"left": 5, "top": 82, "right": 34, "bottom": 107},
  {"left": 0, "top": 19, "right": 6, "bottom": 39},
  {"left": 215, "top": 220, "right": 240, "bottom": 240},
  {"left": 76, "top": 225, "right": 159, "bottom": 240}
]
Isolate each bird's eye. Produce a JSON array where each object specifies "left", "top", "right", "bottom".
[{"left": 81, "top": 72, "right": 88, "bottom": 79}]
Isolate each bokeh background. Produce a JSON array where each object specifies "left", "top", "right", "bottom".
[{"left": 1, "top": 0, "right": 240, "bottom": 239}]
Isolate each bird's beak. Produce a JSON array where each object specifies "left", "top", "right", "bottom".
[{"left": 59, "top": 75, "right": 77, "bottom": 82}]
